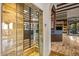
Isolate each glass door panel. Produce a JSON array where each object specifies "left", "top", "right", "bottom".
[
  {"left": 31, "top": 9, "right": 39, "bottom": 55},
  {"left": 16, "top": 4, "right": 24, "bottom": 56},
  {"left": 1, "top": 3, "right": 43, "bottom": 56},
  {"left": 2, "top": 3, "right": 16, "bottom": 56},
  {"left": 23, "top": 5, "right": 31, "bottom": 51},
  {"left": 23, "top": 4, "right": 42, "bottom": 56}
]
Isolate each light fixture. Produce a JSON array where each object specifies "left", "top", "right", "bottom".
[
  {"left": 32, "top": 18, "right": 38, "bottom": 21},
  {"left": 23, "top": 10, "right": 28, "bottom": 13},
  {"left": 9, "top": 23, "right": 13, "bottom": 29},
  {"left": 2, "top": 22, "right": 8, "bottom": 30}
]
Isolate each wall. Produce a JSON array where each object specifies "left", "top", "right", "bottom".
[
  {"left": 34, "top": 3, "right": 52, "bottom": 56},
  {"left": 67, "top": 8, "right": 79, "bottom": 18}
]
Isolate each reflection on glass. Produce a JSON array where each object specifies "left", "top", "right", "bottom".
[
  {"left": 31, "top": 9, "right": 39, "bottom": 55},
  {"left": 23, "top": 5, "right": 40, "bottom": 55},
  {"left": 23, "top": 5, "right": 30, "bottom": 50},
  {"left": 1, "top": 3, "right": 43, "bottom": 56},
  {"left": 16, "top": 4, "right": 24, "bottom": 56},
  {"left": 2, "top": 3, "right": 16, "bottom": 56}
]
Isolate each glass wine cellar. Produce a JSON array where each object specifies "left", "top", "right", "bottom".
[{"left": 0, "top": 3, "right": 43, "bottom": 56}]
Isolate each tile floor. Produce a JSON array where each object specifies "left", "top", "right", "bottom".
[{"left": 51, "top": 42, "right": 79, "bottom": 56}]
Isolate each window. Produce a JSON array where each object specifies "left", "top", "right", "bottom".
[{"left": 68, "top": 17, "right": 79, "bottom": 35}]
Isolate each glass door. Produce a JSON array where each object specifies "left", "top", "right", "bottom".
[
  {"left": 23, "top": 5, "right": 31, "bottom": 51},
  {"left": 23, "top": 4, "right": 42, "bottom": 56},
  {"left": 1, "top": 3, "right": 43, "bottom": 56},
  {"left": 31, "top": 9, "right": 39, "bottom": 55},
  {"left": 16, "top": 3, "right": 24, "bottom": 56},
  {"left": 2, "top": 3, "right": 16, "bottom": 56}
]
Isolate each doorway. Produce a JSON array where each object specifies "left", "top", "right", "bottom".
[{"left": 50, "top": 4, "right": 65, "bottom": 56}]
